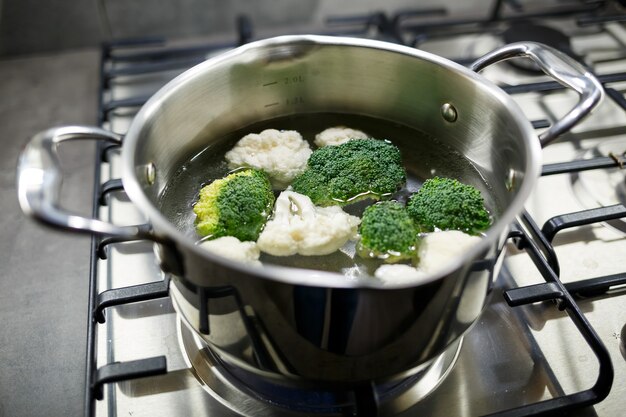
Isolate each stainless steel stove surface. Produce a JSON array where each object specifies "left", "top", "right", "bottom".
[{"left": 89, "top": 5, "right": 626, "bottom": 417}]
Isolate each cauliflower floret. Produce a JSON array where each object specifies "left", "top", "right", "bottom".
[
  {"left": 199, "top": 236, "right": 261, "bottom": 266},
  {"left": 374, "top": 264, "right": 426, "bottom": 284},
  {"left": 314, "top": 126, "right": 369, "bottom": 147},
  {"left": 417, "top": 230, "right": 482, "bottom": 274},
  {"left": 257, "top": 190, "right": 361, "bottom": 256},
  {"left": 374, "top": 230, "right": 481, "bottom": 284},
  {"left": 225, "top": 129, "right": 312, "bottom": 188}
]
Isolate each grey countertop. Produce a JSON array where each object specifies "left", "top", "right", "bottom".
[{"left": 0, "top": 48, "right": 100, "bottom": 417}]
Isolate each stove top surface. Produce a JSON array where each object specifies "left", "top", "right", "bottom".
[{"left": 89, "top": 4, "right": 626, "bottom": 416}]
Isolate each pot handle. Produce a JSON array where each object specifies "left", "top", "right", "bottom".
[
  {"left": 470, "top": 41, "right": 603, "bottom": 147},
  {"left": 17, "top": 125, "right": 149, "bottom": 238}
]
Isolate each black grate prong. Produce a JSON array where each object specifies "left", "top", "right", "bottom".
[
  {"left": 93, "top": 356, "right": 167, "bottom": 400},
  {"left": 99, "top": 179, "right": 124, "bottom": 206},
  {"left": 504, "top": 282, "right": 564, "bottom": 307},
  {"left": 531, "top": 119, "right": 550, "bottom": 129},
  {"left": 542, "top": 155, "right": 626, "bottom": 176},
  {"left": 236, "top": 14, "right": 253, "bottom": 46},
  {"left": 95, "top": 278, "right": 170, "bottom": 323},
  {"left": 542, "top": 204, "right": 626, "bottom": 243},
  {"left": 97, "top": 225, "right": 152, "bottom": 259},
  {"left": 565, "top": 272, "right": 626, "bottom": 298},
  {"left": 605, "top": 87, "right": 626, "bottom": 112}
]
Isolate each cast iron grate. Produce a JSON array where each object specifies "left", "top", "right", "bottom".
[
  {"left": 84, "top": 5, "right": 626, "bottom": 417},
  {"left": 85, "top": 148, "right": 624, "bottom": 417}
]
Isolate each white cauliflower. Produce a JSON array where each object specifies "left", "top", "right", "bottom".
[
  {"left": 225, "top": 129, "right": 312, "bottom": 188},
  {"left": 314, "top": 126, "right": 369, "bottom": 147},
  {"left": 257, "top": 190, "right": 361, "bottom": 256},
  {"left": 374, "top": 264, "right": 426, "bottom": 284},
  {"left": 374, "top": 230, "right": 481, "bottom": 284},
  {"left": 199, "top": 236, "right": 261, "bottom": 266},
  {"left": 417, "top": 230, "right": 482, "bottom": 274}
]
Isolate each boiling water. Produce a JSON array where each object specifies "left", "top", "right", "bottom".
[{"left": 159, "top": 113, "right": 494, "bottom": 276}]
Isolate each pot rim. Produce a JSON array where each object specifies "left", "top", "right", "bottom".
[{"left": 122, "top": 34, "right": 542, "bottom": 289}]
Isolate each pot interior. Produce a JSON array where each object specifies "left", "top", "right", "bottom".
[
  {"left": 124, "top": 36, "right": 538, "bottom": 277},
  {"left": 158, "top": 112, "right": 494, "bottom": 274}
]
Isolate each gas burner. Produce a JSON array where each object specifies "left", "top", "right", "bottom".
[
  {"left": 502, "top": 22, "right": 574, "bottom": 73},
  {"left": 570, "top": 138, "right": 626, "bottom": 234},
  {"left": 177, "top": 317, "right": 462, "bottom": 416}
]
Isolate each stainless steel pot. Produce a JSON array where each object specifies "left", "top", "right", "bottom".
[{"left": 17, "top": 36, "right": 602, "bottom": 386}]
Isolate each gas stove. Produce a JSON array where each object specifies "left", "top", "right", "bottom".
[{"left": 87, "top": 3, "right": 626, "bottom": 416}]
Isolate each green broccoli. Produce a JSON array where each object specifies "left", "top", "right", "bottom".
[
  {"left": 406, "top": 177, "right": 490, "bottom": 234},
  {"left": 357, "top": 201, "right": 418, "bottom": 262},
  {"left": 193, "top": 169, "right": 274, "bottom": 241},
  {"left": 291, "top": 139, "right": 406, "bottom": 206}
]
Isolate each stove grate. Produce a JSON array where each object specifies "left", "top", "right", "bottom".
[
  {"left": 494, "top": 211, "right": 615, "bottom": 417},
  {"left": 84, "top": 7, "right": 626, "bottom": 417},
  {"left": 83, "top": 176, "right": 620, "bottom": 416}
]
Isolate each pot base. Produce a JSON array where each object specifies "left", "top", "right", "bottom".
[{"left": 177, "top": 317, "right": 462, "bottom": 416}]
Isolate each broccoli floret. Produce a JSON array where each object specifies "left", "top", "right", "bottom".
[
  {"left": 193, "top": 169, "right": 275, "bottom": 241},
  {"left": 291, "top": 139, "right": 406, "bottom": 206},
  {"left": 406, "top": 177, "right": 490, "bottom": 234},
  {"left": 357, "top": 201, "right": 418, "bottom": 262}
]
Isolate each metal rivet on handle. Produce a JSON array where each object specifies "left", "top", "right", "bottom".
[
  {"left": 146, "top": 162, "right": 156, "bottom": 185},
  {"left": 506, "top": 168, "right": 516, "bottom": 191},
  {"left": 441, "top": 103, "right": 458, "bottom": 122}
]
